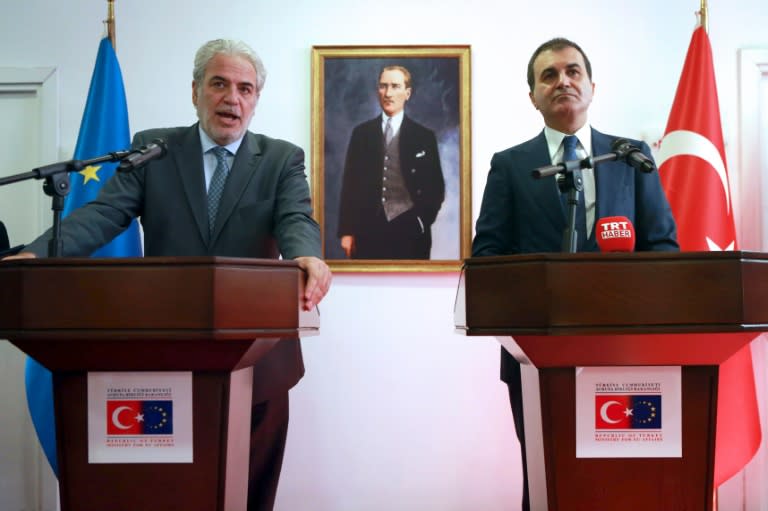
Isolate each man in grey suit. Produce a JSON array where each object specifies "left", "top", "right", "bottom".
[
  {"left": 472, "top": 37, "right": 678, "bottom": 511},
  {"left": 9, "top": 39, "right": 331, "bottom": 510},
  {"left": 338, "top": 65, "right": 445, "bottom": 259}
]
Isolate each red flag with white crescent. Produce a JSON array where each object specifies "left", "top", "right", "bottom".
[{"left": 658, "top": 25, "right": 761, "bottom": 486}]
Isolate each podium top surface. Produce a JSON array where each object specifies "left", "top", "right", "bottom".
[
  {"left": 0, "top": 256, "right": 319, "bottom": 341},
  {"left": 455, "top": 250, "right": 768, "bottom": 336}
]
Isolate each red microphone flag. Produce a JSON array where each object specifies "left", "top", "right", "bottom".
[
  {"left": 657, "top": 25, "right": 761, "bottom": 486},
  {"left": 596, "top": 216, "right": 636, "bottom": 252}
]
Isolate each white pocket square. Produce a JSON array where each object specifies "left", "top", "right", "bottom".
[{"left": 415, "top": 150, "right": 426, "bottom": 158}]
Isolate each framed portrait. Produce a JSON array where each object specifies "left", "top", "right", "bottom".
[{"left": 311, "top": 45, "right": 471, "bottom": 272}]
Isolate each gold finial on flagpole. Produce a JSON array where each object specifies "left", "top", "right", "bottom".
[
  {"left": 699, "top": 0, "right": 709, "bottom": 33},
  {"left": 106, "top": 0, "right": 116, "bottom": 50}
]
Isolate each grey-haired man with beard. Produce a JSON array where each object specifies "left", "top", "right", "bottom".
[{"left": 9, "top": 39, "right": 331, "bottom": 510}]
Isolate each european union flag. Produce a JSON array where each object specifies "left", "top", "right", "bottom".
[
  {"left": 141, "top": 401, "right": 174, "bottom": 434},
  {"left": 25, "top": 37, "right": 142, "bottom": 477},
  {"left": 630, "top": 395, "right": 662, "bottom": 429}
]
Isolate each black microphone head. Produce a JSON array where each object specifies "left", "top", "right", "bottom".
[
  {"left": 610, "top": 138, "right": 632, "bottom": 156},
  {"left": 116, "top": 138, "right": 168, "bottom": 172},
  {"left": 149, "top": 138, "right": 168, "bottom": 156},
  {"left": 610, "top": 138, "right": 656, "bottom": 173}
]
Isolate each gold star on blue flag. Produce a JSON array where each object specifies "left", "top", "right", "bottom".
[{"left": 79, "top": 164, "right": 102, "bottom": 184}]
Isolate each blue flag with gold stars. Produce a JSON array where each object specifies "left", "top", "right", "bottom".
[{"left": 25, "top": 37, "right": 142, "bottom": 478}]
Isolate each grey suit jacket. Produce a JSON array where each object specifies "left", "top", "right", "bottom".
[{"left": 26, "top": 124, "right": 321, "bottom": 401}]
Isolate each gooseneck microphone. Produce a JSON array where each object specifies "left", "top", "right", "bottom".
[
  {"left": 596, "top": 216, "right": 636, "bottom": 252},
  {"left": 117, "top": 139, "right": 168, "bottom": 172},
  {"left": 610, "top": 138, "right": 656, "bottom": 173},
  {"left": 533, "top": 139, "right": 657, "bottom": 178}
]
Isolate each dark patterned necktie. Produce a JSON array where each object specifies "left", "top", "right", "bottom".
[
  {"left": 561, "top": 135, "right": 587, "bottom": 249},
  {"left": 208, "top": 146, "right": 230, "bottom": 236}
]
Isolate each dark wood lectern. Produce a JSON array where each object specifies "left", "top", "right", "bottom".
[
  {"left": 455, "top": 251, "right": 768, "bottom": 511},
  {"left": 0, "top": 257, "right": 318, "bottom": 511}
]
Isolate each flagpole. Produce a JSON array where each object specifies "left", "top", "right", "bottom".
[
  {"left": 699, "top": 0, "right": 708, "bottom": 33},
  {"left": 701, "top": 4, "right": 712, "bottom": 509},
  {"left": 106, "top": 0, "right": 116, "bottom": 50}
]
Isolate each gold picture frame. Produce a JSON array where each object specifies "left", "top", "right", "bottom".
[{"left": 311, "top": 45, "right": 471, "bottom": 272}]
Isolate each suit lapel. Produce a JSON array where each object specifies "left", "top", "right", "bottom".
[
  {"left": 591, "top": 128, "right": 617, "bottom": 220},
  {"left": 173, "top": 125, "right": 209, "bottom": 243},
  {"left": 368, "top": 116, "right": 385, "bottom": 160},
  {"left": 525, "top": 131, "right": 566, "bottom": 231},
  {"left": 210, "top": 132, "right": 262, "bottom": 242},
  {"left": 399, "top": 115, "right": 415, "bottom": 158}
]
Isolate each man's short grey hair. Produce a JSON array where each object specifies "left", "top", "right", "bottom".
[{"left": 193, "top": 39, "right": 267, "bottom": 93}]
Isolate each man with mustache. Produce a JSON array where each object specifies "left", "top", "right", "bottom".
[
  {"left": 8, "top": 38, "right": 331, "bottom": 511},
  {"left": 338, "top": 65, "right": 445, "bottom": 259},
  {"left": 472, "top": 37, "right": 678, "bottom": 510}
]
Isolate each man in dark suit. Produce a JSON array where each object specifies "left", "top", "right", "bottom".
[
  {"left": 472, "top": 37, "right": 678, "bottom": 511},
  {"left": 10, "top": 39, "right": 331, "bottom": 511},
  {"left": 338, "top": 65, "right": 445, "bottom": 259}
]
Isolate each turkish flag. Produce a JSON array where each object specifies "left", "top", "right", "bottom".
[
  {"left": 595, "top": 395, "right": 633, "bottom": 429},
  {"left": 106, "top": 400, "right": 142, "bottom": 435},
  {"left": 658, "top": 26, "right": 761, "bottom": 486}
]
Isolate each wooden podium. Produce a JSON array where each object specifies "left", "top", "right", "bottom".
[
  {"left": 0, "top": 257, "right": 318, "bottom": 511},
  {"left": 455, "top": 251, "right": 768, "bottom": 511}
]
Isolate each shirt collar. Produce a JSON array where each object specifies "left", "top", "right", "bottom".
[
  {"left": 198, "top": 125, "right": 243, "bottom": 156},
  {"left": 543, "top": 124, "right": 593, "bottom": 162},
  {"left": 381, "top": 110, "right": 405, "bottom": 134}
]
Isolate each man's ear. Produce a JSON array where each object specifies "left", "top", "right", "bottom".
[{"left": 529, "top": 91, "right": 539, "bottom": 110}]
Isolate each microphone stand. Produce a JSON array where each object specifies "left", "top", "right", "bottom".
[
  {"left": 559, "top": 165, "right": 583, "bottom": 254},
  {"left": 0, "top": 151, "right": 129, "bottom": 257},
  {"left": 532, "top": 153, "right": 617, "bottom": 253}
]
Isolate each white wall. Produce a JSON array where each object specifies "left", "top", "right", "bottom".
[{"left": 1, "top": 1, "right": 767, "bottom": 509}]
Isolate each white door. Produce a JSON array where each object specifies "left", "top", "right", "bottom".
[
  {"left": 0, "top": 67, "right": 59, "bottom": 511},
  {"left": 717, "top": 48, "right": 768, "bottom": 511}
]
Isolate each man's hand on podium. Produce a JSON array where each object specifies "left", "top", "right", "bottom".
[
  {"left": 2, "top": 251, "right": 36, "bottom": 261},
  {"left": 294, "top": 256, "right": 331, "bottom": 311}
]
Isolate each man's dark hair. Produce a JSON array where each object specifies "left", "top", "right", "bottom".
[{"left": 526, "top": 37, "right": 592, "bottom": 92}]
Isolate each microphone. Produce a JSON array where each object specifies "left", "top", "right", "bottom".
[
  {"left": 610, "top": 139, "right": 656, "bottom": 173},
  {"left": 117, "top": 139, "right": 168, "bottom": 172},
  {"left": 596, "top": 216, "right": 635, "bottom": 252},
  {"left": 533, "top": 139, "right": 657, "bottom": 178}
]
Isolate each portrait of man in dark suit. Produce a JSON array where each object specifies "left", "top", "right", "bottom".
[
  {"left": 316, "top": 51, "right": 468, "bottom": 266},
  {"left": 337, "top": 65, "right": 445, "bottom": 259}
]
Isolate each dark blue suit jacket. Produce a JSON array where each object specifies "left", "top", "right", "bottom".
[{"left": 472, "top": 128, "right": 678, "bottom": 381}]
